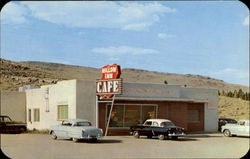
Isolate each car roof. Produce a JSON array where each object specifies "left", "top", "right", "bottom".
[
  {"left": 238, "top": 119, "right": 249, "bottom": 122},
  {"left": 219, "top": 118, "right": 236, "bottom": 120},
  {"left": 145, "top": 119, "right": 172, "bottom": 122},
  {"left": 63, "top": 119, "right": 90, "bottom": 124}
]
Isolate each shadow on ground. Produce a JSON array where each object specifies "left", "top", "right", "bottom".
[
  {"left": 84, "top": 139, "right": 123, "bottom": 144},
  {"left": 186, "top": 135, "right": 223, "bottom": 138},
  {"left": 138, "top": 136, "right": 199, "bottom": 141}
]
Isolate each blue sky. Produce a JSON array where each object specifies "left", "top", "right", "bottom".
[{"left": 1, "top": 1, "right": 249, "bottom": 86}]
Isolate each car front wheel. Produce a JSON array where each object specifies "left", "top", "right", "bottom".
[
  {"left": 72, "top": 138, "right": 78, "bottom": 142},
  {"left": 172, "top": 136, "right": 178, "bottom": 140},
  {"left": 158, "top": 134, "right": 165, "bottom": 140},
  {"left": 51, "top": 131, "right": 57, "bottom": 140},
  {"left": 223, "top": 129, "right": 231, "bottom": 137},
  {"left": 133, "top": 131, "right": 140, "bottom": 138}
]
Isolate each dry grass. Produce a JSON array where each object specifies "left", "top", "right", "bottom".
[{"left": 218, "top": 96, "right": 249, "bottom": 120}]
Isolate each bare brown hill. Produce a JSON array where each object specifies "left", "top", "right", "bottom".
[
  {"left": 218, "top": 96, "right": 249, "bottom": 120},
  {"left": 1, "top": 58, "right": 249, "bottom": 120},
  {"left": 22, "top": 60, "right": 248, "bottom": 92},
  {"left": 1, "top": 58, "right": 249, "bottom": 93}
]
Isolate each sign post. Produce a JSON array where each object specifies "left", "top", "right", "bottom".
[{"left": 104, "top": 94, "right": 116, "bottom": 136}]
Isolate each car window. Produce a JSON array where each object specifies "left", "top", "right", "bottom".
[
  {"left": 62, "top": 121, "right": 72, "bottom": 126},
  {"left": 74, "top": 122, "right": 92, "bottom": 126},
  {"left": 144, "top": 121, "right": 152, "bottom": 126},
  {"left": 152, "top": 122, "right": 159, "bottom": 126},
  {"left": 160, "top": 121, "right": 175, "bottom": 127},
  {"left": 239, "top": 121, "right": 245, "bottom": 126},
  {"left": 4, "top": 117, "right": 12, "bottom": 122},
  {"left": 228, "top": 119, "right": 237, "bottom": 123}
]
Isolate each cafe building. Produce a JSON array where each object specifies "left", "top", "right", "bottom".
[{"left": 25, "top": 79, "right": 218, "bottom": 135}]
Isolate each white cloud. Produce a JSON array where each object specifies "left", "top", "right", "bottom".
[
  {"left": 1, "top": 2, "right": 29, "bottom": 24},
  {"left": 18, "top": 1, "right": 175, "bottom": 31},
  {"left": 158, "top": 33, "right": 176, "bottom": 39},
  {"left": 92, "top": 46, "right": 159, "bottom": 56},
  {"left": 243, "top": 15, "right": 249, "bottom": 26}
]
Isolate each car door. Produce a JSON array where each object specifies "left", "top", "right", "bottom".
[
  {"left": 56, "top": 121, "right": 71, "bottom": 138},
  {"left": 151, "top": 121, "right": 161, "bottom": 136},
  {"left": 0, "top": 117, "right": 7, "bottom": 133},
  {"left": 236, "top": 121, "right": 246, "bottom": 135},
  {"left": 61, "top": 121, "right": 72, "bottom": 139},
  {"left": 244, "top": 121, "right": 250, "bottom": 136},
  {"left": 141, "top": 121, "right": 153, "bottom": 136}
]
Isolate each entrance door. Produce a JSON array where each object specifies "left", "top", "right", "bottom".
[{"left": 187, "top": 103, "right": 204, "bottom": 132}]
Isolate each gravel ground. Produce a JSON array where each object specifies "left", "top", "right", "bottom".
[{"left": 1, "top": 133, "right": 249, "bottom": 159}]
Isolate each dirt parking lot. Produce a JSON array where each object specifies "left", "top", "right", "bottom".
[{"left": 1, "top": 133, "right": 249, "bottom": 159}]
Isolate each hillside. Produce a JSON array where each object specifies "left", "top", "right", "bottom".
[
  {"left": 21, "top": 60, "right": 249, "bottom": 92},
  {"left": 218, "top": 96, "right": 249, "bottom": 120},
  {"left": 1, "top": 58, "right": 249, "bottom": 92},
  {"left": 1, "top": 58, "right": 249, "bottom": 120}
]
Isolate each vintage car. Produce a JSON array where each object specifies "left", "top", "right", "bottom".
[
  {"left": 0, "top": 115, "right": 27, "bottom": 133},
  {"left": 218, "top": 117, "right": 237, "bottom": 131},
  {"left": 49, "top": 119, "right": 103, "bottom": 142},
  {"left": 130, "top": 119, "right": 185, "bottom": 140},
  {"left": 221, "top": 119, "right": 249, "bottom": 137}
]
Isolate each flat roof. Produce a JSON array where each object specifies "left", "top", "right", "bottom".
[{"left": 112, "top": 96, "right": 208, "bottom": 103}]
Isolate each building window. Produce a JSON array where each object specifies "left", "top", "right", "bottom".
[
  {"left": 124, "top": 105, "right": 141, "bottom": 127},
  {"left": 107, "top": 104, "right": 157, "bottom": 128},
  {"left": 58, "top": 105, "right": 68, "bottom": 120},
  {"left": 34, "top": 109, "right": 40, "bottom": 122},
  {"left": 28, "top": 109, "right": 32, "bottom": 122},
  {"left": 188, "top": 109, "right": 199, "bottom": 122}
]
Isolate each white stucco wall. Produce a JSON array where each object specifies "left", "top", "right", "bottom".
[
  {"left": 0, "top": 91, "right": 26, "bottom": 122},
  {"left": 26, "top": 80, "right": 77, "bottom": 130}
]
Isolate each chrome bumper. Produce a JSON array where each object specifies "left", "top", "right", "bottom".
[
  {"left": 80, "top": 135, "right": 103, "bottom": 139},
  {"left": 168, "top": 133, "right": 185, "bottom": 137}
]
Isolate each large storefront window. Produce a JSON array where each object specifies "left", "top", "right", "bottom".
[
  {"left": 107, "top": 104, "right": 157, "bottom": 127},
  {"left": 109, "top": 106, "right": 124, "bottom": 127}
]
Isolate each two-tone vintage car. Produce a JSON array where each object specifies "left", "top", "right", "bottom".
[
  {"left": 49, "top": 119, "right": 103, "bottom": 142},
  {"left": 130, "top": 119, "right": 185, "bottom": 140},
  {"left": 0, "top": 115, "right": 27, "bottom": 133},
  {"left": 221, "top": 119, "right": 250, "bottom": 137},
  {"left": 218, "top": 117, "right": 237, "bottom": 131}
]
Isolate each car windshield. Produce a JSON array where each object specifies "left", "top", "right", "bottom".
[
  {"left": 75, "top": 121, "right": 92, "bottom": 126},
  {"left": 160, "top": 121, "right": 175, "bottom": 127},
  {"left": 228, "top": 119, "right": 237, "bottom": 123},
  {"left": 3, "top": 117, "right": 12, "bottom": 122}
]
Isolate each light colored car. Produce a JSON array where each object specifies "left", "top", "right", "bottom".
[
  {"left": 49, "top": 119, "right": 103, "bottom": 142},
  {"left": 221, "top": 119, "right": 250, "bottom": 137}
]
